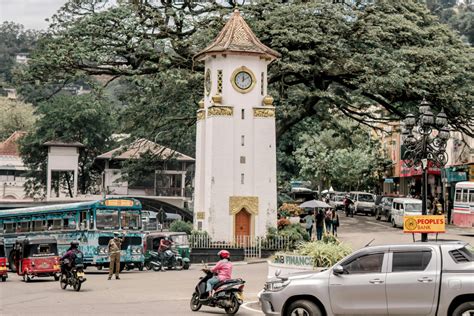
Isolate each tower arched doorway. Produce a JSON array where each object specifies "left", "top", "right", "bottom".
[{"left": 235, "top": 208, "right": 251, "bottom": 243}]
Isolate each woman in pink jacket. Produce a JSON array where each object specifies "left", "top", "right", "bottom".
[{"left": 206, "top": 250, "right": 232, "bottom": 295}]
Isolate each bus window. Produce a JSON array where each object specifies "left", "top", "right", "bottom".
[
  {"left": 18, "top": 221, "right": 30, "bottom": 232},
  {"left": 96, "top": 209, "right": 119, "bottom": 230},
  {"left": 63, "top": 217, "right": 77, "bottom": 230},
  {"left": 455, "top": 189, "right": 462, "bottom": 202},
  {"left": 462, "top": 189, "right": 468, "bottom": 203},
  {"left": 5, "top": 222, "right": 16, "bottom": 233},
  {"left": 470, "top": 190, "right": 474, "bottom": 203},
  {"left": 33, "top": 220, "right": 44, "bottom": 232}
]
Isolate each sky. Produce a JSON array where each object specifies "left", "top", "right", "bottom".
[{"left": 0, "top": 0, "right": 68, "bottom": 30}]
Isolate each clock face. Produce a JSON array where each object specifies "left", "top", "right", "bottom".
[
  {"left": 234, "top": 71, "right": 253, "bottom": 90},
  {"left": 205, "top": 69, "right": 211, "bottom": 95}
]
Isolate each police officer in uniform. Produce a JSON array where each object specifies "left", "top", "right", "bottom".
[{"left": 108, "top": 231, "right": 125, "bottom": 280}]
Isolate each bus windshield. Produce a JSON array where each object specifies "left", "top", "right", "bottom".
[
  {"left": 121, "top": 210, "right": 141, "bottom": 230},
  {"left": 96, "top": 209, "right": 119, "bottom": 230}
]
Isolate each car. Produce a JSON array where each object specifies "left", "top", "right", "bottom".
[
  {"left": 374, "top": 195, "right": 402, "bottom": 221},
  {"left": 260, "top": 240, "right": 474, "bottom": 316},
  {"left": 348, "top": 191, "right": 376, "bottom": 216},
  {"left": 391, "top": 198, "right": 422, "bottom": 228},
  {"left": 329, "top": 195, "right": 345, "bottom": 211}
]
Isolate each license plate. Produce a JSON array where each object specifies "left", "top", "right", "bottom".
[
  {"left": 77, "top": 272, "right": 85, "bottom": 277},
  {"left": 53, "top": 265, "right": 60, "bottom": 270},
  {"left": 0, "top": 267, "right": 6, "bottom": 271},
  {"left": 41, "top": 263, "right": 50, "bottom": 268}
]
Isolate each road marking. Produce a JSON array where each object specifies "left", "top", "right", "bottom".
[{"left": 242, "top": 301, "right": 264, "bottom": 314}]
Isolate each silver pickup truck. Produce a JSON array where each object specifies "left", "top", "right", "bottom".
[{"left": 260, "top": 241, "right": 474, "bottom": 316}]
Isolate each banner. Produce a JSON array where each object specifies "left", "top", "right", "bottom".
[
  {"left": 403, "top": 215, "right": 446, "bottom": 233},
  {"left": 400, "top": 160, "right": 441, "bottom": 177}
]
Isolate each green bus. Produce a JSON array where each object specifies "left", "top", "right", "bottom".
[{"left": 0, "top": 198, "right": 144, "bottom": 271}]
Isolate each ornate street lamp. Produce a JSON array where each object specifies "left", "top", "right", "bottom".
[{"left": 402, "top": 99, "right": 449, "bottom": 242}]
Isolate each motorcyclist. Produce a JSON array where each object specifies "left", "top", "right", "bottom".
[
  {"left": 158, "top": 237, "right": 173, "bottom": 271},
  {"left": 206, "top": 250, "right": 232, "bottom": 297},
  {"left": 60, "top": 241, "right": 82, "bottom": 275}
]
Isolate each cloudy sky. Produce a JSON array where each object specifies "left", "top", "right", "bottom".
[{"left": 0, "top": 0, "right": 68, "bottom": 30}]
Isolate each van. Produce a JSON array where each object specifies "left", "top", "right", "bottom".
[
  {"left": 348, "top": 192, "right": 376, "bottom": 216},
  {"left": 391, "top": 198, "right": 422, "bottom": 228}
]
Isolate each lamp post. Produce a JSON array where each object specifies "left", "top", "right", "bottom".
[{"left": 402, "top": 99, "right": 450, "bottom": 242}]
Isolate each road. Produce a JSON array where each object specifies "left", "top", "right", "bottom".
[{"left": 1, "top": 214, "right": 472, "bottom": 316}]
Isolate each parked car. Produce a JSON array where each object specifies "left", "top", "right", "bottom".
[
  {"left": 391, "top": 198, "right": 422, "bottom": 228},
  {"left": 374, "top": 195, "right": 402, "bottom": 221},
  {"left": 329, "top": 195, "right": 345, "bottom": 211},
  {"left": 260, "top": 240, "right": 474, "bottom": 316},
  {"left": 348, "top": 192, "right": 376, "bottom": 216}
]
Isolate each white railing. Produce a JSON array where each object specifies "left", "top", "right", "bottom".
[{"left": 189, "top": 234, "right": 292, "bottom": 258}]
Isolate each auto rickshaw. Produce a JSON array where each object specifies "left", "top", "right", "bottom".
[
  {"left": 0, "top": 238, "right": 7, "bottom": 281},
  {"left": 144, "top": 232, "right": 191, "bottom": 270},
  {"left": 15, "top": 236, "right": 61, "bottom": 282}
]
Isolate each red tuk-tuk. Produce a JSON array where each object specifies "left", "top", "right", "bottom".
[
  {"left": 15, "top": 236, "right": 61, "bottom": 282},
  {"left": 0, "top": 238, "right": 7, "bottom": 281}
]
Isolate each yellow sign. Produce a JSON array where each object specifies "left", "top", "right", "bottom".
[
  {"left": 403, "top": 215, "right": 446, "bottom": 233},
  {"left": 196, "top": 212, "right": 205, "bottom": 220},
  {"left": 105, "top": 199, "right": 134, "bottom": 207}
]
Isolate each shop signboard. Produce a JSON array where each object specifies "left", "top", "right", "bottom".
[
  {"left": 403, "top": 215, "right": 446, "bottom": 234},
  {"left": 400, "top": 160, "right": 441, "bottom": 177}
]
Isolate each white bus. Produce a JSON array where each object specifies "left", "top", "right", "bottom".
[{"left": 452, "top": 181, "right": 474, "bottom": 228}]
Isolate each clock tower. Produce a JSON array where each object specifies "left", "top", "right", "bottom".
[{"left": 193, "top": 9, "right": 280, "bottom": 242}]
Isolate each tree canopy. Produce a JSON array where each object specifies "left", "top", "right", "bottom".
[
  {"left": 0, "top": 97, "right": 36, "bottom": 142},
  {"left": 19, "top": 94, "right": 116, "bottom": 198},
  {"left": 19, "top": 0, "right": 473, "bottom": 139}
]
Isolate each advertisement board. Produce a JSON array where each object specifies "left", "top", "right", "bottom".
[{"left": 403, "top": 215, "right": 446, "bottom": 233}]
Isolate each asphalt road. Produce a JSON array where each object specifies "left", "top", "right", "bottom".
[{"left": 1, "top": 214, "right": 472, "bottom": 316}]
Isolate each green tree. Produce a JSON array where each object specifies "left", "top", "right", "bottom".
[
  {"left": 0, "top": 22, "right": 39, "bottom": 84},
  {"left": 19, "top": 94, "right": 117, "bottom": 198},
  {"left": 169, "top": 220, "right": 193, "bottom": 235},
  {"left": 19, "top": 0, "right": 473, "bottom": 137},
  {"left": 294, "top": 119, "right": 391, "bottom": 192},
  {"left": 0, "top": 97, "right": 36, "bottom": 141}
]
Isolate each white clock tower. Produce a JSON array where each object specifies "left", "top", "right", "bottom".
[{"left": 193, "top": 10, "right": 280, "bottom": 242}]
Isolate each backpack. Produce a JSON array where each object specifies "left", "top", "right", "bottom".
[{"left": 73, "top": 250, "right": 84, "bottom": 266}]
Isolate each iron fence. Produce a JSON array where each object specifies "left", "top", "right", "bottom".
[{"left": 189, "top": 234, "right": 292, "bottom": 258}]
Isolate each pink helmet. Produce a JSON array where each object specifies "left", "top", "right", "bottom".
[{"left": 218, "top": 250, "right": 230, "bottom": 259}]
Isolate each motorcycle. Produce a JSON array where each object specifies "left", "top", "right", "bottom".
[
  {"left": 146, "top": 249, "right": 184, "bottom": 271},
  {"left": 190, "top": 269, "right": 245, "bottom": 315},
  {"left": 59, "top": 260, "right": 87, "bottom": 291},
  {"left": 344, "top": 199, "right": 354, "bottom": 217}
]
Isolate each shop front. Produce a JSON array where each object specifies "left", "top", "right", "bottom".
[{"left": 399, "top": 161, "right": 442, "bottom": 199}]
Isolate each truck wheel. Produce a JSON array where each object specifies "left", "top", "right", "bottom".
[
  {"left": 287, "top": 300, "right": 322, "bottom": 316},
  {"left": 183, "top": 262, "right": 190, "bottom": 270},
  {"left": 452, "top": 301, "right": 474, "bottom": 316}
]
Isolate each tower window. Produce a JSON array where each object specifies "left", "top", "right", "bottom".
[
  {"left": 241, "top": 173, "right": 245, "bottom": 184},
  {"left": 241, "top": 109, "right": 245, "bottom": 120},
  {"left": 261, "top": 71, "right": 264, "bottom": 95},
  {"left": 217, "top": 70, "right": 223, "bottom": 94},
  {"left": 240, "top": 156, "right": 246, "bottom": 164},
  {"left": 241, "top": 135, "right": 245, "bottom": 146}
]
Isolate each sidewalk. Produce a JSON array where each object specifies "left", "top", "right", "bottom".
[{"left": 446, "top": 224, "right": 474, "bottom": 236}]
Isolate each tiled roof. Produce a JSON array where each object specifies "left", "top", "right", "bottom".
[
  {"left": 194, "top": 9, "right": 280, "bottom": 61},
  {"left": 96, "top": 139, "right": 194, "bottom": 162},
  {"left": 0, "top": 131, "right": 26, "bottom": 156}
]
